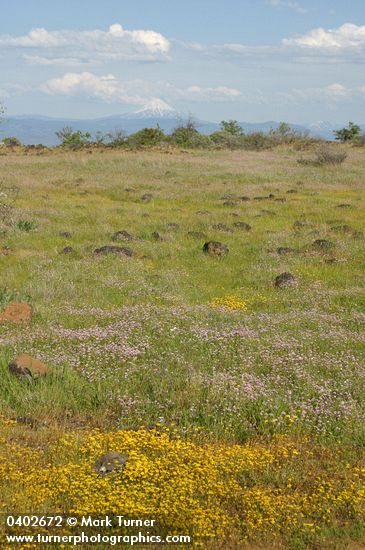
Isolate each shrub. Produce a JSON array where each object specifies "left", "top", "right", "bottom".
[
  {"left": 16, "top": 219, "right": 37, "bottom": 232},
  {"left": 334, "top": 122, "right": 361, "bottom": 143},
  {"left": 219, "top": 120, "right": 244, "bottom": 136},
  {"left": 106, "top": 128, "right": 128, "bottom": 147},
  {"left": 1, "top": 137, "right": 22, "bottom": 147},
  {"left": 315, "top": 146, "right": 347, "bottom": 165},
  {"left": 242, "top": 132, "right": 274, "bottom": 150},
  {"left": 56, "top": 127, "right": 92, "bottom": 148},
  {"left": 126, "top": 126, "right": 167, "bottom": 148},
  {"left": 171, "top": 118, "right": 211, "bottom": 148},
  {"left": 210, "top": 131, "right": 244, "bottom": 149}
]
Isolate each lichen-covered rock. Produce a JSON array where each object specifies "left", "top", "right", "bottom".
[
  {"left": 203, "top": 241, "right": 229, "bottom": 257},
  {"left": 94, "top": 451, "right": 128, "bottom": 476},
  {"left": 274, "top": 272, "right": 296, "bottom": 288},
  {"left": 0, "top": 303, "right": 33, "bottom": 324},
  {"left": 9, "top": 354, "right": 52, "bottom": 380},
  {"left": 94, "top": 246, "right": 133, "bottom": 257}
]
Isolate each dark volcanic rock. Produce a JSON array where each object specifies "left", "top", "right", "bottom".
[
  {"left": 311, "top": 239, "right": 334, "bottom": 251},
  {"left": 233, "top": 221, "right": 251, "bottom": 231},
  {"left": 61, "top": 246, "right": 74, "bottom": 254},
  {"left": 152, "top": 231, "right": 164, "bottom": 241},
  {"left": 94, "top": 451, "right": 128, "bottom": 476},
  {"left": 274, "top": 272, "right": 296, "bottom": 288},
  {"left": 330, "top": 225, "right": 353, "bottom": 233},
  {"left": 277, "top": 247, "right": 297, "bottom": 255},
  {"left": 59, "top": 231, "right": 72, "bottom": 238},
  {"left": 203, "top": 241, "right": 229, "bottom": 257},
  {"left": 212, "top": 223, "right": 232, "bottom": 232},
  {"left": 240, "top": 196, "right": 251, "bottom": 202},
  {"left": 94, "top": 246, "right": 133, "bottom": 257},
  {"left": 112, "top": 230, "right": 135, "bottom": 241},
  {"left": 141, "top": 193, "right": 153, "bottom": 203},
  {"left": 166, "top": 223, "right": 180, "bottom": 231},
  {"left": 336, "top": 203, "right": 351, "bottom": 209}
]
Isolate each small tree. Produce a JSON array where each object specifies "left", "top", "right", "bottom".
[
  {"left": 219, "top": 120, "right": 244, "bottom": 136},
  {"left": 106, "top": 128, "right": 127, "bottom": 147},
  {"left": 334, "top": 122, "right": 361, "bottom": 142},
  {"left": 2, "top": 137, "right": 22, "bottom": 147},
  {"left": 127, "top": 125, "right": 166, "bottom": 148},
  {"left": 55, "top": 127, "right": 92, "bottom": 148},
  {"left": 171, "top": 117, "right": 211, "bottom": 148}
]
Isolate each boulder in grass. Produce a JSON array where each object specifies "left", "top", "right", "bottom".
[
  {"left": 311, "top": 239, "right": 334, "bottom": 252},
  {"left": 274, "top": 272, "right": 296, "bottom": 288},
  {"left": 9, "top": 354, "right": 52, "bottom": 380},
  {"left": 112, "top": 230, "right": 135, "bottom": 242},
  {"left": 203, "top": 241, "right": 229, "bottom": 257},
  {"left": 233, "top": 222, "right": 251, "bottom": 231},
  {"left": 141, "top": 193, "right": 153, "bottom": 203},
  {"left": 330, "top": 225, "right": 353, "bottom": 234},
  {"left": 0, "top": 303, "right": 33, "bottom": 324},
  {"left": 94, "top": 451, "right": 128, "bottom": 476},
  {"left": 277, "top": 247, "right": 297, "bottom": 256},
  {"left": 61, "top": 246, "right": 74, "bottom": 254},
  {"left": 94, "top": 246, "right": 133, "bottom": 257},
  {"left": 212, "top": 223, "right": 232, "bottom": 232}
]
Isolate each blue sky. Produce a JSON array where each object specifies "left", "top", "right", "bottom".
[{"left": 0, "top": 0, "right": 364, "bottom": 123}]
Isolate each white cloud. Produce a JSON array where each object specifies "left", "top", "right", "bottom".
[
  {"left": 41, "top": 72, "right": 242, "bottom": 105},
  {"left": 41, "top": 72, "right": 147, "bottom": 105},
  {"left": 23, "top": 55, "right": 90, "bottom": 66},
  {"left": 269, "top": 0, "right": 307, "bottom": 14},
  {"left": 277, "top": 83, "right": 365, "bottom": 104},
  {"left": 0, "top": 24, "right": 170, "bottom": 63},
  {"left": 183, "top": 85, "right": 241, "bottom": 100},
  {"left": 283, "top": 23, "right": 365, "bottom": 50}
]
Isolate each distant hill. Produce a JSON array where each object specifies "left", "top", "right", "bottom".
[{"left": 0, "top": 105, "right": 363, "bottom": 145}]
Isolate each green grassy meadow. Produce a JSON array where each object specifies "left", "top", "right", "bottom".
[{"left": 0, "top": 145, "right": 364, "bottom": 548}]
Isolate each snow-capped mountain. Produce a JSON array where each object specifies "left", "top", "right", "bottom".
[{"left": 125, "top": 99, "right": 179, "bottom": 120}]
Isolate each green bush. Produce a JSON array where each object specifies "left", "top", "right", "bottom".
[
  {"left": 171, "top": 119, "right": 211, "bottom": 148},
  {"left": 2, "top": 137, "right": 22, "bottom": 147},
  {"left": 55, "top": 127, "right": 92, "bottom": 148},
  {"left": 334, "top": 122, "right": 361, "bottom": 143},
  {"left": 126, "top": 126, "right": 167, "bottom": 148},
  {"left": 16, "top": 219, "right": 37, "bottom": 232}
]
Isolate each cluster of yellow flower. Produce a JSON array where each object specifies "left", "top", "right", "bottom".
[
  {"left": 210, "top": 293, "right": 271, "bottom": 312},
  {"left": 210, "top": 295, "right": 248, "bottom": 311},
  {"left": 0, "top": 417, "right": 364, "bottom": 547}
]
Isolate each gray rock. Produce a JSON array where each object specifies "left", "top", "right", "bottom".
[
  {"left": 203, "top": 241, "right": 229, "bottom": 257},
  {"left": 141, "top": 193, "right": 153, "bottom": 203},
  {"left": 277, "top": 247, "right": 297, "bottom": 255},
  {"left": 212, "top": 223, "right": 232, "bottom": 232},
  {"left": 94, "top": 451, "right": 128, "bottom": 476},
  {"left": 112, "top": 230, "right": 135, "bottom": 241},
  {"left": 274, "top": 272, "right": 296, "bottom": 288},
  {"left": 311, "top": 239, "right": 334, "bottom": 251},
  {"left": 94, "top": 246, "right": 133, "bottom": 257},
  {"left": 233, "top": 222, "right": 251, "bottom": 231},
  {"left": 61, "top": 246, "right": 74, "bottom": 254}
]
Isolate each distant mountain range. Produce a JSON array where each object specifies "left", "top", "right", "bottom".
[{"left": 0, "top": 99, "right": 363, "bottom": 145}]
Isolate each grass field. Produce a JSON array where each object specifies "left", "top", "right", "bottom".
[{"left": 0, "top": 145, "right": 364, "bottom": 548}]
